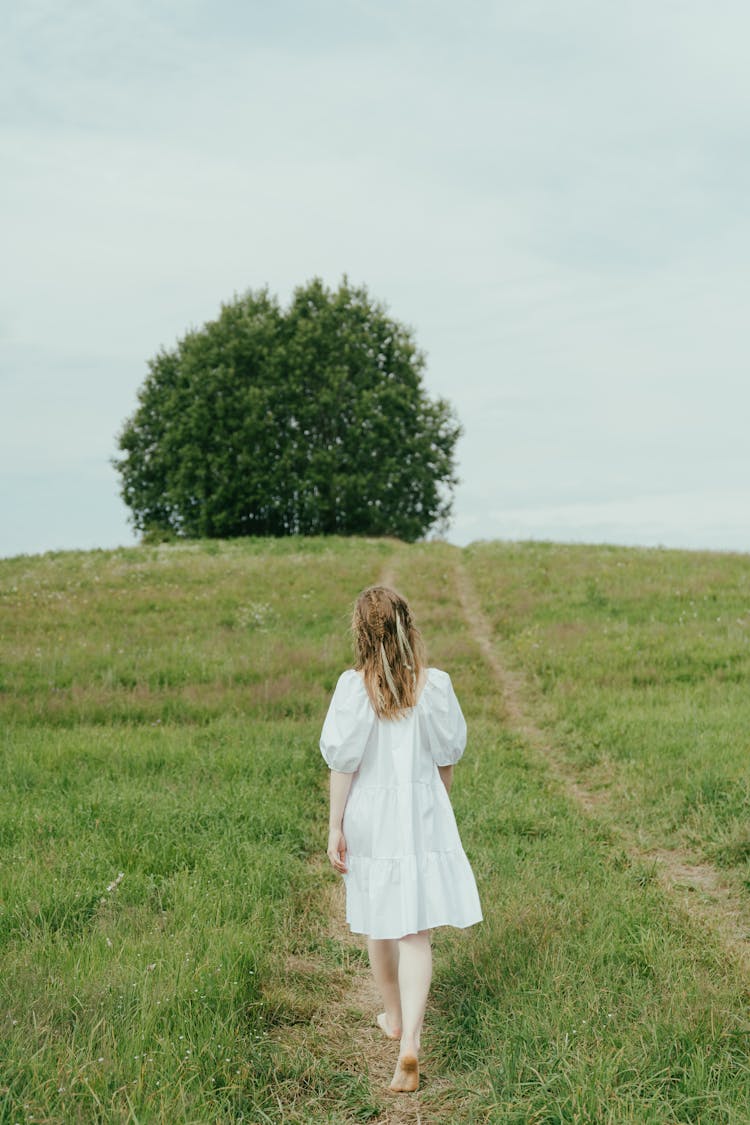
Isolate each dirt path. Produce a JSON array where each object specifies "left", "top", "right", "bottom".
[
  {"left": 454, "top": 557, "right": 750, "bottom": 981},
  {"left": 301, "top": 551, "right": 435, "bottom": 1123},
  {"left": 321, "top": 880, "right": 434, "bottom": 1125},
  {"left": 276, "top": 867, "right": 430, "bottom": 1124}
]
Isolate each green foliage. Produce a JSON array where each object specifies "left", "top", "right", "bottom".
[{"left": 114, "top": 278, "right": 461, "bottom": 541}]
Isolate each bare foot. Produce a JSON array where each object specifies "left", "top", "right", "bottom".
[
  {"left": 377, "top": 1012, "right": 401, "bottom": 1040},
  {"left": 389, "top": 1054, "right": 419, "bottom": 1093}
]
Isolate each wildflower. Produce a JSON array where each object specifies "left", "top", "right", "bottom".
[{"left": 106, "top": 872, "right": 125, "bottom": 893}]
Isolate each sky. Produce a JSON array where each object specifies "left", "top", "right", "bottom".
[{"left": 2, "top": 0, "right": 749, "bottom": 558}]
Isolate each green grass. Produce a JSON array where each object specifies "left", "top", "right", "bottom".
[
  {"left": 463, "top": 541, "right": 750, "bottom": 875},
  {"left": 0, "top": 537, "right": 392, "bottom": 1123},
  {"left": 398, "top": 542, "right": 750, "bottom": 1124},
  {"left": 1, "top": 536, "right": 749, "bottom": 1123}
]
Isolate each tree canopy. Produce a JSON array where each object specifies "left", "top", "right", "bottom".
[{"left": 114, "top": 277, "right": 462, "bottom": 542}]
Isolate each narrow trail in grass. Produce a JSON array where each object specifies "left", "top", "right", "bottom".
[
  {"left": 323, "top": 880, "right": 434, "bottom": 1125},
  {"left": 305, "top": 553, "right": 436, "bottom": 1124},
  {"left": 454, "top": 556, "right": 750, "bottom": 982}
]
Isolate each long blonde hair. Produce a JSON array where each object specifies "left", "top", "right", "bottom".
[{"left": 352, "top": 586, "right": 426, "bottom": 719}]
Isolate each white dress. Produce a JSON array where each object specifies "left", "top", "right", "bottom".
[{"left": 320, "top": 667, "right": 483, "bottom": 940}]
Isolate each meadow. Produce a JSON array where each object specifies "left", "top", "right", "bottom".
[{"left": 1, "top": 537, "right": 749, "bottom": 1123}]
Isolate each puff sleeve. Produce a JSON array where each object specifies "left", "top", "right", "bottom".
[
  {"left": 319, "top": 670, "right": 376, "bottom": 773},
  {"left": 420, "top": 669, "right": 467, "bottom": 766}
]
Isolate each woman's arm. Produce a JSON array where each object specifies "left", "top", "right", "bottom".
[
  {"left": 327, "top": 770, "right": 354, "bottom": 873},
  {"left": 438, "top": 764, "right": 454, "bottom": 794}
]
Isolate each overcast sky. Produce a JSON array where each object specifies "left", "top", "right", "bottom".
[{"left": 3, "top": 0, "right": 749, "bottom": 558}]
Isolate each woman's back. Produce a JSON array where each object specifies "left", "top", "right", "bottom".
[
  {"left": 321, "top": 666, "right": 466, "bottom": 782},
  {"left": 320, "top": 665, "right": 482, "bottom": 940}
]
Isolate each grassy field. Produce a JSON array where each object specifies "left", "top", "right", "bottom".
[
  {"left": 1, "top": 537, "right": 749, "bottom": 1123},
  {"left": 463, "top": 541, "right": 750, "bottom": 873}
]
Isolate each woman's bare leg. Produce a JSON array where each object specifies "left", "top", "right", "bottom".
[
  {"left": 367, "top": 938, "right": 402, "bottom": 1039},
  {"left": 390, "top": 930, "right": 431, "bottom": 1092}
]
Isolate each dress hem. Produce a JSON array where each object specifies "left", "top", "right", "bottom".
[{"left": 346, "top": 913, "right": 484, "bottom": 941}]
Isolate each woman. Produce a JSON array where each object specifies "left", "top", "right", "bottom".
[{"left": 320, "top": 585, "right": 482, "bottom": 1092}]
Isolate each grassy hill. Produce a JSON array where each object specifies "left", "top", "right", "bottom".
[{"left": 1, "top": 537, "right": 749, "bottom": 1123}]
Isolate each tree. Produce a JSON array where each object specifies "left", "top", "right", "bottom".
[{"left": 114, "top": 277, "right": 462, "bottom": 542}]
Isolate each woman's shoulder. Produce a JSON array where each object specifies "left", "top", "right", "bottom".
[
  {"left": 418, "top": 667, "right": 456, "bottom": 705},
  {"left": 332, "top": 668, "right": 369, "bottom": 705},
  {"left": 332, "top": 667, "right": 455, "bottom": 711},
  {"left": 336, "top": 667, "right": 361, "bottom": 684},
  {"left": 423, "top": 666, "right": 452, "bottom": 688},
  {"left": 332, "top": 668, "right": 364, "bottom": 693}
]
